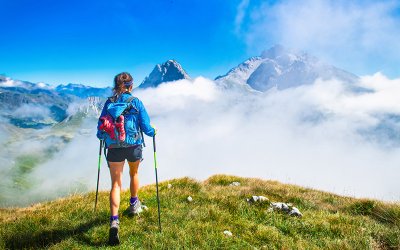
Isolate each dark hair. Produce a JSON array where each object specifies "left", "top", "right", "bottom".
[{"left": 113, "top": 72, "right": 133, "bottom": 95}]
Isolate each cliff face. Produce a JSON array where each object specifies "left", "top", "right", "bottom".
[{"left": 140, "top": 60, "right": 190, "bottom": 88}]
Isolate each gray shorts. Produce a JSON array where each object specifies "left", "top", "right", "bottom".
[{"left": 106, "top": 145, "right": 143, "bottom": 162}]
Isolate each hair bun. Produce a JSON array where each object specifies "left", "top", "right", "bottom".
[{"left": 113, "top": 72, "right": 133, "bottom": 94}]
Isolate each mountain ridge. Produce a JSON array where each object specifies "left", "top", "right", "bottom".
[
  {"left": 1, "top": 45, "right": 359, "bottom": 95},
  {"left": 216, "top": 45, "right": 359, "bottom": 92},
  {"left": 0, "top": 45, "right": 362, "bottom": 130}
]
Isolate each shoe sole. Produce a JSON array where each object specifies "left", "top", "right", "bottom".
[{"left": 109, "top": 227, "right": 120, "bottom": 246}]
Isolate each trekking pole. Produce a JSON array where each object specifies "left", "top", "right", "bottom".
[
  {"left": 94, "top": 140, "right": 103, "bottom": 212},
  {"left": 153, "top": 135, "right": 162, "bottom": 233},
  {"left": 141, "top": 130, "right": 146, "bottom": 147}
]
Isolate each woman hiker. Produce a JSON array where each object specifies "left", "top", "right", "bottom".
[{"left": 97, "top": 72, "right": 156, "bottom": 245}]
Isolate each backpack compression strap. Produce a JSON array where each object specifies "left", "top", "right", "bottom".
[{"left": 124, "top": 96, "right": 146, "bottom": 147}]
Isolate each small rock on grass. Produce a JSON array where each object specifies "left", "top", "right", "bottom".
[
  {"left": 288, "top": 207, "right": 303, "bottom": 217},
  {"left": 247, "top": 195, "right": 269, "bottom": 203},
  {"left": 270, "top": 202, "right": 290, "bottom": 212},
  {"left": 223, "top": 230, "right": 233, "bottom": 237},
  {"left": 187, "top": 196, "right": 193, "bottom": 202},
  {"left": 229, "top": 182, "right": 241, "bottom": 186},
  {"left": 270, "top": 202, "right": 303, "bottom": 217}
]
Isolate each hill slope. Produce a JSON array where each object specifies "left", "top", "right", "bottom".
[{"left": 0, "top": 175, "right": 399, "bottom": 249}]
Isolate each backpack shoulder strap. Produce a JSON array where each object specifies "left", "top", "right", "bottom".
[
  {"left": 108, "top": 95, "right": 117, "bottom": 103},
  {"left": 122, "top": 96, "right": 139, "bottom": 114},
  {"left": 125, "top": 96, "right": 136, "bottom": 103}
]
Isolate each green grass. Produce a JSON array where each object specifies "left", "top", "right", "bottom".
[
  {"left": 10, "top": 154, "right": 42, "bottom": 190},
  {"left": 0, "top": 175, "right": 399, "bottom": 249}
]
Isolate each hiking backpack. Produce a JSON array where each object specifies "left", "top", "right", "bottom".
[{"left": 98, "top": 95, "right": 144, "bottom": 148}]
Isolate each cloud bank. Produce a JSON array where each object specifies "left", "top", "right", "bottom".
[
  {"left": 133, "top": 75, "right": 400, "bottom": 201},
  {"left": 3, "top": 75, "right": 400, "bottom": 206},
  {"left": 14, "top": 104, "right": 51, "bottom": 118}
]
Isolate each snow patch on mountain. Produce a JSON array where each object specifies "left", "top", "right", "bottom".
[
  {"left": 0, "top": 75, "right": 53, "bottom": 89},
  {"left": 0, "top": 77, "right": 20, "bottom": 87},
  {"left": 55, "top": 83, "right": 111, "bottom": 98},
  {"left": 215, "top": 57, "right": 264, "bottom": 92}
]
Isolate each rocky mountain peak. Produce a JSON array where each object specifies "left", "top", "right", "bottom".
[
  {"left": 140, "top": 60, "right": 190, "bottom": 88},
  {"left": 261, "top": 44, "right": 287, "bottom": 59},
  {"left": 216, "top": 45, "right": 358, "bottom": 92}
]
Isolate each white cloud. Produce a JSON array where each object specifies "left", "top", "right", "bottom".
[
  {"left": 235, "top": 0, "right": 250, "bottom": 34},
  {"left": 304, "top": 73, "right": 400, "bottom": 119},
  {"left": 13, "top": 104, "right": 51, "bottom": 118},
  {"left": 29, "top": 119, "right": 101, "bottom": 200},
  {"left": 5, "top": 75, "right": 400, "bottom": 205},
  {"left": 133, "top": 76, "right": 400, "bottom": 201},
  {"left": 241, "top": 0, "right": 400, "bottom": 76},
  {"left": 138, "top": 77, "right": 218, "bottom": 113}
]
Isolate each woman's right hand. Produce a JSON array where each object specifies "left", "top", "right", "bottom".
[{"left": 151, "top": 124, "right": 157, "bottom": 136}]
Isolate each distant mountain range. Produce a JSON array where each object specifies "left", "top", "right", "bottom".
[
  {"left": 0, "top": 78, "right": 69, "bottom": 128},
  {"left": 55, "top": 83, "right": 112, "bottom": 98},
  {"left": 215, "top": 45, "right": 358, "bottom": 91},
  {"left": 137, "top": 46, "right": 358, "bottom": 92},
  {"left": 1, "top": 45, "right": 359, "bottom": 98},
  {"left": 0, "top": 45, "right": 360, "bottom": 129}
]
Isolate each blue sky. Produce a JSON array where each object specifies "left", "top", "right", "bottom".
[{"left": 1, "top": 0, "right": 400, "bottom": 87}]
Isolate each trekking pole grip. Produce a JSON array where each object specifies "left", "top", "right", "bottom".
[{"left": 153, "top": 135, "right": 157, "bottom": 169}]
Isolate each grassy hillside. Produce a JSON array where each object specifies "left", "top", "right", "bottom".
[{"left": 0, "top": 175, "right": 399, "bottom": 249}]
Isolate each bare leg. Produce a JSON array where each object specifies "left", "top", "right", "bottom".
[
  {"left": 128, "top": 161, "right": 140, "bottom": 198},
  {"left": 109, "top": 161, "right": 125, "bottom": 216}
]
